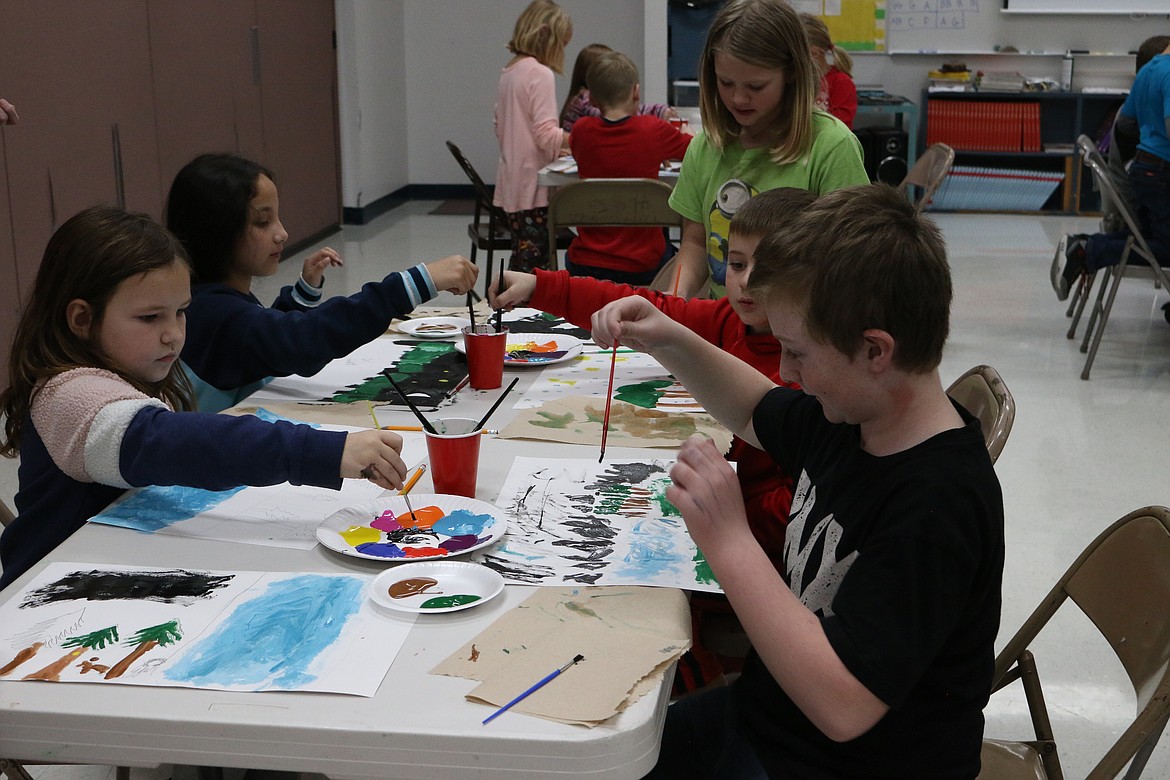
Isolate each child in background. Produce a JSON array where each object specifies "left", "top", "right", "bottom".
[
  {"left": 670, "top": 0, "right": 868, "bottom": 299},
  {"left": 0, "top": 207, "right": 408, "bottom": 590},
  {"left": 565, "top": 51, "right": 693, "bottom": 285},
  {"left": 494, "top": 0, "right": 574, "bottom": 272},
  {"left": 801, "top": 13, "right": 858, "bottom": 128},
  {"left": 593, "top": 185, "right": 1004, "bottom": 778},
  {"left": 491, "top": 187, "right": 817, "bottom": 692},
  {"left": 166, "top": 153, "right": 477, "bottom": 412},
  {"left": 559, "top": 43, "right": 677, "bottom": 132}
]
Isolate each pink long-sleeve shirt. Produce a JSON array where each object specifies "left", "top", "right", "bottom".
[{"left": 493, "top": 56, "right": 565, "bottom": 213}]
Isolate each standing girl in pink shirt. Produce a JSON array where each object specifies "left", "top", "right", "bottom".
[{"left": 493, "top": 0, "right": 572, "bottom": 272}]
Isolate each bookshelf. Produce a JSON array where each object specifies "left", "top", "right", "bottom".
[{"left": 922, "top": 90, "right": 1126, "bottom": 214}]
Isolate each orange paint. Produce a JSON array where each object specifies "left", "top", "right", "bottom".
[{"left": 395, "top": 505, "right": 445, "bottom": 528}]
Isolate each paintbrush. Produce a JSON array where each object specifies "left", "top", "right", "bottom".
[
  {"left": 482, "top": 654, "right": 584, "bottom": 725},
  {"left": 366, "top": 400, "right": 381, "bottom": 429},
  {"left": 398, "top": 463, "right": 427, "bottom": 495},
  {"left": 381, "top": 369, "right": 439, "bottom": 434},
  {"left": 467, "top": 291, "right": 476, "bottom": 332},
  {"left": 599, "top": 341, "right": 619, "bottom": 463},
  {"left": 495, "top": 264, "right": 506, "bottom": 333},
  {"left": 473, "top": 377, "right": 519, "bottom": 432},
  {"left": 670, "top": 258, "right": 683, "bottom": 297}
]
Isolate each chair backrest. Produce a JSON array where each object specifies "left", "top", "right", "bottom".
[
  {"left": 986, "top": 505, "right": 1170, "bottom": 780},
  {"left": 445, "top": 140, "right": 509, "bottom": 228},
  {"left": 546, "top": 178, "right": 680, "bottom": 270},
  {"left": 0, "top": 498, "right": 14, "bottom": 527},
  {"left": 899, "top": 142, "right": 954, "bottom": 213},
  {"left": 944, "top": 364, "right": 1015, "bottom": 464},
  {"left": 1076, "top": 134, "right": 1158, "bottom": 265}
]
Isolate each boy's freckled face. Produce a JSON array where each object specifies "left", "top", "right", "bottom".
[
  {"left": 768, "top": 301, "right": 865, "bottom": 425},
  {"left": 724, "top": 233, "right": 769, "bottom": 331}
]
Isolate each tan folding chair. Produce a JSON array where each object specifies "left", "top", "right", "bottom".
[
  {"left": 898, "top": 142, "right": 954, "bottom": 214},
  {"left": 1068, "top": 134, "right": 1170, "bottom": 380},
  {"left": 978, "top": 505, "right": 1170, "bottom": 780},
  {"left": 546, "top": 177, "right": 681, "bottom": 276},
  {"left": 945, "top": 364, "right": 1015, "bottom": 464},
  {"left": 0, "top": 498, "right": 13, "bottom": 527}
]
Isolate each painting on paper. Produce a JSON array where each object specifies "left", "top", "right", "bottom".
[
  {"left": 514, "top": 351, "right": 704, "bottom": 413},
  {"left": 469, "top": 457, "right": 721, "bottom": 592},
  {"left": 0, "top": 563, "right": 412, "bottom": 696}
]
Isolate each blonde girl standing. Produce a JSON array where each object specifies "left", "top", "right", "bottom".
[
  {"left": 494, "top": 0, "right": 573, "bottom": 272},
  {"left": 669, "top": 0, "right": 869, "bottom": 299}
]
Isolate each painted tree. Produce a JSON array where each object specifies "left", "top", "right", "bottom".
[
  {"left": 22, "top": 626, "right": 120, "bottom": 681},
  {"left": 105, "top": 619, "right": 182, "bottom": 679}
]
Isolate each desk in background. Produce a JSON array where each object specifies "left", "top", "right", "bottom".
[
  {"left": 0, "top": 330, "right": 677, "bottom": 780},
  {"left": 538, "top": 157, "right": 681, "bottom": 189}
]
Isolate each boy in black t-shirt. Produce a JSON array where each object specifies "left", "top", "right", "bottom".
[{"left": 593, "top": 184, "right": 1004, "bottom": 780}]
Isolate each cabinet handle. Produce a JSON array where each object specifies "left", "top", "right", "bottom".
[
  {"left": 251, "top": 26, "right": 261, "bottom": 85},
  {"left": 112, "top": 123, "right": 126, "bottom": 209}
]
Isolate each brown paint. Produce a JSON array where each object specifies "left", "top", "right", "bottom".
[
  {"left": 0, "top": 641, "right": 43, "bottom": 676},
  {"left": 388, "top": 577, "right": 440, "bottom": 599}
]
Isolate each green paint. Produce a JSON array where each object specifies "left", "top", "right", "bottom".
[
  {"left": 563, "top": 601, "right": 601, "bottom": 619},
  {"left": 595, "top": 483, "right": 633, "bottom": 515},
  {"left": 530, "top": 410, "right": 575, "bottom": 429},
  {"left": 331, "top": 342, "right": 455, "bottom": 402},
  {"left": 63, "top": 626, "right": 120, "bottom": 650},
  {"left": 125, "top": 619, "right": 183, "bottom": 647},
  {"left": 650, "top": 480, "right": 680, "bottom": 517},
  {"left": 692, "top": 550, "right": 719, "bottom": 586},
  {"left": 421, "top": 594, "right": 481, "bottom": 609},
  {"left": 614, "top": 379, "right": 673, "bottom": 409}
]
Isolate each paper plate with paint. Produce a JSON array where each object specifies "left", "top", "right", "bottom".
[
  {"left": 317, "top": 494, "right": 507, "bottom": 562},
  {"left": 368, "top": 561, "right": 505, "bottom": 613},
  {"left": 397, "top": 316, "right": 471, "bottom": 339},
  {"left": 456, "top": 333, "right": 584, "bottom": 366}
]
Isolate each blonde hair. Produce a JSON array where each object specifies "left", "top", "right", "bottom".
[
  {"left": 586, "top": 51, "right": 639, "bottom": 111},
  {"left": 698, "top": 0, "right": 819, "bottom": 164},
  {"left": 800, "top": 13, "right": 853, "bottom": 77},
  {"left": 507, "top": 0, "right": 572, "bottom": 75}
]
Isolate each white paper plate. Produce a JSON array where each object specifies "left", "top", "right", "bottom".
[
  {"left": 368, "top": 561, "right": 505, "bottom": 613},
  {"left": 398, "top": 316, "right": 470, "bottom": 339},
  {"left": 455, "top": 333, "right": 584, "bottom": 366},
  {"left": 317, "top": 494, "right": 507, "bottom": 562}
]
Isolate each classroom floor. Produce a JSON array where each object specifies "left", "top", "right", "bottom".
[{"left": 5, "top": 200, "right": 1170, "bottom": 779}]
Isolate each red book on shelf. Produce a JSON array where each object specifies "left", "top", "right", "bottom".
[{"left": 1025, "top": 103, "right": 1042, "bottom": 152}]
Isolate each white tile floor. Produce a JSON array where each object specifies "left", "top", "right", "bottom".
[{"left": 5, "top": 200, "right": 1170, "bottom": 778}]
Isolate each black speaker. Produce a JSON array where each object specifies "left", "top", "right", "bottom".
[{"left": 857, "top": 128, "right": 908, "bottom": 185}]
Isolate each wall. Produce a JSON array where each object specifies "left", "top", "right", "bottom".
[
  {"left": 335, "top": 0, "right": 666, "bottom": 208},
  {"left": 335, "top": 2, "right": 1167, "bottom": 201}
]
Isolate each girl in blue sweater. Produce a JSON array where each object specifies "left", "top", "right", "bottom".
[
  {"left": 0, "top": 207, "right": 408, "bottom": 590},
  {"left": 166, "top": 153, "right": 479, "bottom": 412}
]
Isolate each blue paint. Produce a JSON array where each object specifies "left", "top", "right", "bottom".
[
  {"left": 164, "top": 574, "right": 364, "bottom": 688},
  {"left": 92, "top": 484, "right": 246, "bottom": 532},
  {"left": 432, "top": 509, "right": 493, "bottom": 537},
  {"left": 355, "top": 541, "right": 407, "bottom": 558},
  {"left": 253, "top": 408, "right": 320, "bottom": 427},
  {"left": 613, "top": 518, "right": 689, "bottom": 581}
]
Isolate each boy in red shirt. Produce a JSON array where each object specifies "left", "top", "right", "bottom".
[
  {"left": 492, "top": 187, "right": 815, "bottom": 691},
  {"left": 566, "top": 51, "right": 692, "bottom": 285}
]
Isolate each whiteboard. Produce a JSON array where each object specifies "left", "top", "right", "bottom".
[
  {"left": 885, "top": 0, "right": 1163, "bottom": 54},
  {"left": 886, "top": 0, "right": 998, "bottom": 54},
  {"left": 1005, "top": 1, "right": 1169, "bottom": 12}
]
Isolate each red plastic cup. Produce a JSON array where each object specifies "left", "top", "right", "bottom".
[
  {"left": 425, "top": 417, "right": 483, "bottom": 498},
  {"left": 668, "top": 116, "right": 684, "bottom": 130},
  {"left": 463, "top": 325, "right": 508, "bottom": 390}
]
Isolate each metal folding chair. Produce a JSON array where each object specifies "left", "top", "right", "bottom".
[
  {"left": 1067, "top": 134, "right": 1170, "bottom": 380},
  {"left": 944, "top": 364, "right": 1015, "bottom": 464},
  {"left": 979, "top": 505, "right": 1170, "bottom": 779},
  {"left": 898, "top": 142, "right": 954, "bottom": 214}
]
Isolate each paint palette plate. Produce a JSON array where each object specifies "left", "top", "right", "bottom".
[
  {"left": 368, "top": 561, "right": 505, "bottom": 613},
  {"left": 317, "top": 494, "right": 507, "bottom": 562},
  {"left": 455, "top": 333, "right": 584, "bottom": 366},
  {"left": 397, "top": 316, "right": 471, "bottom": 339}
]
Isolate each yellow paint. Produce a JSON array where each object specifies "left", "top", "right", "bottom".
[{"left": 339, "top": 525, "right": 382, "bottom": 546}]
